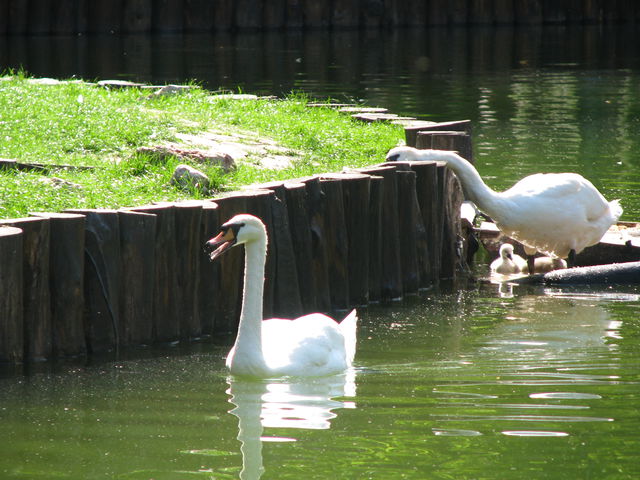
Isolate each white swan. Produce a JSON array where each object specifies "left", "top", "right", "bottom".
[
  {"left": 386, "top": 146, "right": 623, "bottom": 272},
  {"left": 491, "top": 243, "right": 528, "bottom": 275},
  {"left": 205, "top": 214, "right": 357, "bottom": 378}
]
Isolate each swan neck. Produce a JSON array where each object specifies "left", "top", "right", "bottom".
[
  {"left": 440, "top": 153, "right": 500, "bottom": 212},
  {"left": 235, "top": 237, "right": 267, "bottom": 356}
]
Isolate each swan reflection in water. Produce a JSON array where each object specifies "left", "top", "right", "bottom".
[{"left": 227, "top": 369, "right": 356, "bottom": 479}]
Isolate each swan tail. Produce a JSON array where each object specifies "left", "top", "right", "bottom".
[
  {"left": 610, "top": 199, "right": 623, "bottom": 222},
  {"left": 339, "top": 309, "right": 358, "bottom": 365}
]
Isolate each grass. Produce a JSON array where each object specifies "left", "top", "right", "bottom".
[{"left": 0, "top": 74, "right": 404, "bottom": 219}]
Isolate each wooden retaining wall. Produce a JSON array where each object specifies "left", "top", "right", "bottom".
[
  {"left": 0, "top": 146, "right": 470, "bottom": 365},
  {"left": 1, "top": 0, "right": 638, "bottom": 35}
]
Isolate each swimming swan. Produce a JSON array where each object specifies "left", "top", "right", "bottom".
[
  {"left": 386, "top": 146, "right": 623, "bottom": 271},
  {"left": 491, "top": 243, "right": 528, "bottom": 275},
  {"left": 205, "top": 214, "right": 357, "bottom": 378}
]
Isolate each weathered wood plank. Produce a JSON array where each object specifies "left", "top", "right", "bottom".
[
  {"left": 0, "top": 227, "right": 23, "bottom": 363},
  {"left": 0, "top": 217, "right": 51, "bottom": 362},
  {"left": 118, "top": 210, "right": 156, "bottom": 347},
  {"left": 31, "top": 212, "right": 87, "bottom": 357}
]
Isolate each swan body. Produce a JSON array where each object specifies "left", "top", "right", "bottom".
[
  {"left": 491, "top": 243, "right": 528, "bottom": 274},
  {"left": 205, "top": 214, "right": 357, "bottom": 378},
  {"left": 386, "top": 146, "right": 623, "bottom": 263},
  {"left": 533, "top": 256, "right": 567, "bottom": 273}
]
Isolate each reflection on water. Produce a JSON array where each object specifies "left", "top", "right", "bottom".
[{"left": 227, "top": 370, "right": 356, "bottom": 479}]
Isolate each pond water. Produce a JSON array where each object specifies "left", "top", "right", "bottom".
[
  {"left": 1, "top": 26, "right": 640, "bottom": 479},
  {"left": 1, "top": 280, "right": 639, "bottom": 479}
]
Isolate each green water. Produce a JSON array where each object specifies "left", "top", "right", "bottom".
[
  {"left": 1, "top": 282, "right": 639, "bottom": 479},
  {"left": 2, "top": 26, "right": 640, "bottom": 479}
]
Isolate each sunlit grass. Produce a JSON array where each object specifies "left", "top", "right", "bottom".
[{"left": 0, "top": 74, "right": 403, "bottom": 219}]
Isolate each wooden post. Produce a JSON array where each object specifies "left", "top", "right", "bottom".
[
  {"left": 357, "top": 165, "right": 403, "bottom": 301},
  {"left": 408, "top": 161, "right": 438, "bottom": 288},
  {"left": 31, "top": 213, "right": 86, "bottom": 358},
  {"left": 438, "top": 166, "right": 464, "bottom": 280},
  {"left": 66, "top": 209, "right": 121, "bottom": 354},
  {"left": 416, "top": 130, "right": 474, "bottom": 163},
  {"left": 367, "top": 175, "right": 384, "bottom": 302},
  {"left": 0, "top": 217, "right": 51, "bottom": 362},
  {"left": 260, "top": 182, "right": 304, "bottom": 318},
  {"left": 301, "top": 177, "right": 332, "bottom": 312},
  {"left": 284, "top": 182, "right": 317, "bottom": 312},
  {"left": 318, "top": 176, "right": 350, "bottom": 311},
  {"left": 405, "top": 119, "right": 472, "bottom": 148},
  {"left": 323, "top": 173, "right": 371, "bottom": 307},
  {"left": 118, "top": 210, "right": 156, "bottom": 347},
  {"left": 0, "top": 227, "right": 23, "bottom": 363},
  {"left": 123, "top": 0, "right": 153, "bottom": 33},
  {"left": 172, "top": 201, "right": 204, "bottom": 340},
  {"left": 395, "top": 170, "right": 421, "bottom": 295},
  {"left": 199, "top": 201, "right": 220, "bottom": 335},
  {"left": 129, "top": 204, "right": 179, "bottom": 343}
]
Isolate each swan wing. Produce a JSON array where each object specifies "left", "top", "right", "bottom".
[
  {"left": 495, "top": 173, "right": 620, "bottom": 257},
  {"left": 262, "top": 312, "right": 356, "bottom": 376}
]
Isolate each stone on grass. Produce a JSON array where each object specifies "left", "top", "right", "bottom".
[{"left": 171, "top": 164, "right": 210, "bottom": 193}]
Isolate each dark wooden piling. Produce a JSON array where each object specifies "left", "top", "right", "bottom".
[
  {"left": 407, "top": 161, "right": 439, "bottom": 287},
  {"left": 395, "top": 170, "right": 421, "bottom": 295},
  {"left": 0, "top": 217, "right": 51, "bottom": 362},
  {"left": 367, "top": 175, "right": 384, "bottom": 302},
  {"left": 327, "top": 173, "right": 372, "bottom": 307},
  {"left": 118, "top": 210, "right": 156, "bottom": 347},
  {"left": 416, "top": 130, "right": 474, "bottom": 163},
  {"left": 438, "top": 167, "right": 465, "bottom": 279},
  {"left": 357, "top": 165, "right": 403, "bottom": 301},
  {"left": 172, "top": 201, "right": 204, "bottom": 340},
  {"left": 405, "top": 120, "right": 472, "bottom": 149},
  {"left": 260, "top": 182, "right": 304, "bottom": 318},
  {"left": 318, "top": 176, "right": 350, "bottom": 311},
  {"left": 300, "top": 176, "right": 333, "bottom": 312},
  {"left": 31, "top": 213, "right": 87, "bottom": 357},
  {"left": 66, "top": 209, "right": 121, "bottom": 354},
  {"left": 284, "top": 181, "right": 317, "bottom": 312},
  {"left": 199, "top": 201, "right": 220, "bottom": 335},
  {"left": 129, "top": 204, "right": 179, "bottom": 343},
  {"left": 0, "top": 227, "right": 23, "bottom": 363}
]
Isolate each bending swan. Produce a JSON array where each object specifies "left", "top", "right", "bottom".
[
  {"left": 205, "top": 214, "right": 357, "bottom": 378},
  {"left": 386, "top": 146, "right": 622, "bottom": 270}
]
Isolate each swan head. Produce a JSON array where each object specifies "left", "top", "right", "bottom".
[
  {"left": 500, "top": 243, "right": 515, "bottom": 260},
  {"left": 204, "top": 214, "right": 266, "bottom": 261},
  {"left": 386, "top": 146, "right": 421, "bottom": 162},
  {"left": 386, "top": 146, "right": 455, "bottom": 163}
]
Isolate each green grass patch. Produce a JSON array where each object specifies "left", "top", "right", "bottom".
[{"left": 0, "top": 74, "right": 403, "bottom": 219}]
